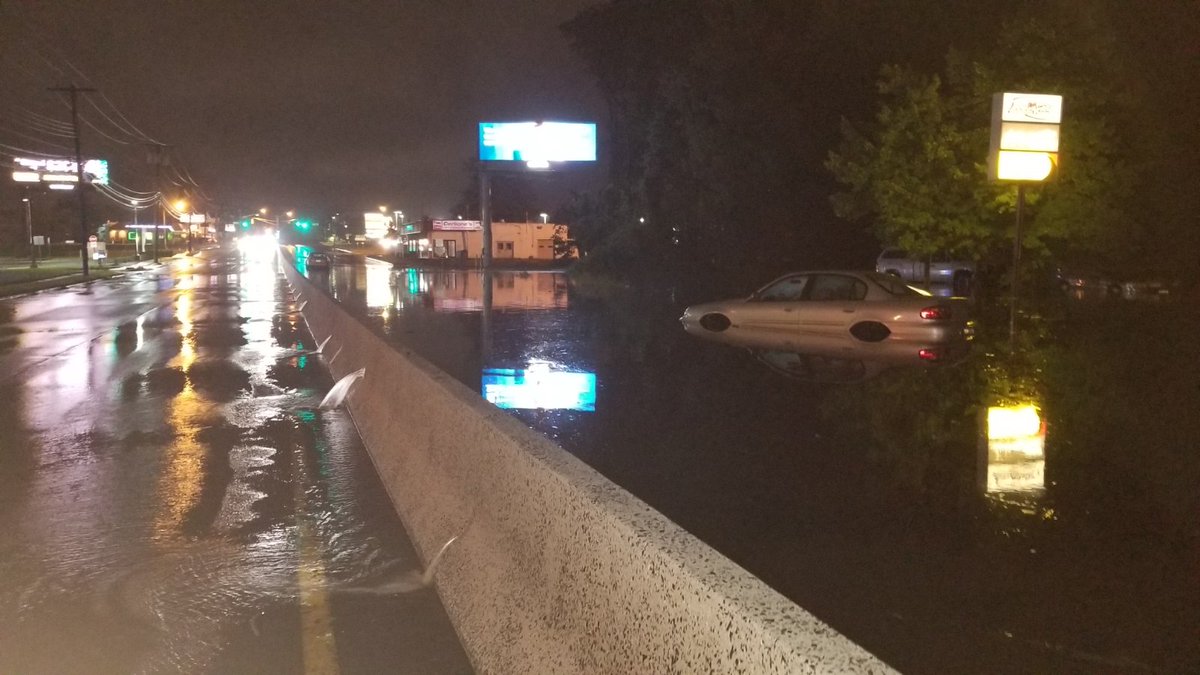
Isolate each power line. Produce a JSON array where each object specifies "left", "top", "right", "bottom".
[
  {"left": 84, "top": 95, "right": 147, "bottom": 143},
  {"left": 0, "top": 141, "right": 64, "bottom": 157},
  {"left": 0, "top": 124, "right": 72, "bottom": 150}
]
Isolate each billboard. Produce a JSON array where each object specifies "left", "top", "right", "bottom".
[
  {"left": 479, "top": 121, "right": 596, "bottom": 166},
  {"left": 363, "top": 212, "right": 392, "bottom": 240},
  {"left": 11, "top": 157, "right": 109, "bottom": 185}
]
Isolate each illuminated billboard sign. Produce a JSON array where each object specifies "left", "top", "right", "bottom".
[
  {"left": 11, "top": 157, "right": 109, "bottom": 185},
  {"left": 479, "top": 121, "right": 597, "bottom": 167},
  {"left": 481, "top": 362, "right": 596, "bottom": 412},
  {"left": 433, "top": 219, "right": 481, "bottom": 231},
  {"left": 363, "top": 212, "right": 392, "bottom": 240}
]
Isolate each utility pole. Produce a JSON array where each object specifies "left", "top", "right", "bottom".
[
  {"left": 49, "top": 84, "right": 97, "bottom": 277},
  {"left": 147, "top": 143, "right": 170, "bottom": 263}
]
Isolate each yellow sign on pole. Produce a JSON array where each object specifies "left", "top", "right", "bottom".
[{"left": 988, "top": 92, "right": 1063, "bottom": 182}]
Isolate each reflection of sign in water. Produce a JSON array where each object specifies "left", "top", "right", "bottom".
[
  {"left": 365, "top": 264, "right": 392, "bottom": 308},
  {"left": 482, "top": 363, "right": 596, "bottom": 412},
  {"left": 984, "top": 404, "right": 1046, "bottom": 493}
]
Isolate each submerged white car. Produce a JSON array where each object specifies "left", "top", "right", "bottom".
[{"left": 680, "top": 270, "right": 973, "bottom": 344}]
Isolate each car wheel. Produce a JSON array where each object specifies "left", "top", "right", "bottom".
[
  {"left": 699, "top": 313, "right": 731, "bottom": 332},
  {"left": 850, "top": 321, "right": 891, "bottom": 342}
]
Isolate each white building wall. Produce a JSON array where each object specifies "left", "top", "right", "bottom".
[{"left": 435, "top": 222, "right": 571, "bottom": 259}]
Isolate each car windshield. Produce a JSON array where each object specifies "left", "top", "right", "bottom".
[{"left": 866, "top": 271, "right": 920, "bottom": 296}]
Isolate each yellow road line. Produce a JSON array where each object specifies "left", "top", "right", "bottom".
[{"left": 293, "top": 445, "right": 340, "bottom": 674}]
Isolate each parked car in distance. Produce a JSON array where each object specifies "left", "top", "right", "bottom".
[
  {"left": 306, "top": 251, "right": 331, "bottom": 270},
  {"left": 680, "top": 270, "right": 974, "bottom": 345},
  {"left": 1056, "top": 268, "right": 1171, "bottom": 301},
  {"left": 876, "top": 248, "right": 975, "bottom": 296}
]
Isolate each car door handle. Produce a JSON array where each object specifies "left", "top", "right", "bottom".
[{"left": 842, "top": 308, "right": 856, "bottom": 313}]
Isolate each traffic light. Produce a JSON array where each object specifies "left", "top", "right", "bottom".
[
  {"left": 241, "top": 219, "right": 251, "bottom": 230},
  {"left": 294, "top": 219, "right": 313, "bottom": 232}
]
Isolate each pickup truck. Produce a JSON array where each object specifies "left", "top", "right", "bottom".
[{"left": 876, "top": 248, "right": 975, "bottom": 296}]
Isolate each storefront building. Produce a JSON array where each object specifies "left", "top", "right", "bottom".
[{"left": 399, "top": 220, "right": 573, "bottom": 260}]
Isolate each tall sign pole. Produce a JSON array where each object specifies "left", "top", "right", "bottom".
[
  {"left": 988, "top": 92, "right": 1063, "bottom": 346},
  {"left": 49, "top": 84, "right": 98, "bottom": 277},
  {"left": 24, "top": 190, "right": 36, "bottom": 268}
]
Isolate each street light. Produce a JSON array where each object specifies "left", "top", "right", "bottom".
[{"left": 539, "top": 212, "right": 548, "bottom": 224}]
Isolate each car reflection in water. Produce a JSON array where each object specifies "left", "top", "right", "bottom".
[{"left": 682, "top": 320, "right": 971, "bottom": 383}]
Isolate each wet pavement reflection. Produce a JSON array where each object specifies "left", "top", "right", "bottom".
[
  {"left": 0, "top": 250, "right": 471, "bottom": 674},
  {"left": 311, "top": 255, "right": 1198, "bottom": 674}
]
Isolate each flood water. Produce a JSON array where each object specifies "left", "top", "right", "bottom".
[
  {"left": 306, "top": 255, "right": 1198, "bottom": 674},
  {"left": 0, "top": 251, "right": 471, "bottom": 674}
]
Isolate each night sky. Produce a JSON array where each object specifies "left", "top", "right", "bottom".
[{"left": 0, "top": 1, "right": 604, "bottom": 218}]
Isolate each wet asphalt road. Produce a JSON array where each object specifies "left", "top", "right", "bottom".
[
  {"left": 0, "top": 248, "right": 471, "bottom": 674},
  {"left": 308, "top": 252, "right": 1198, "bottom": 675}
]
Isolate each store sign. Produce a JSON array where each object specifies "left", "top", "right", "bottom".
[
  {"left": 989, "top": 92, "right": 1062, "bottom": 182},
  {"left": 432, "top": 219, "right": 481, "bottom": 231},
  {"left": 10, "top": 157, "right": 109, "bottom": 185},
  {"left": 1000, "top": 93, "right": 1063, "bottom": 124}
]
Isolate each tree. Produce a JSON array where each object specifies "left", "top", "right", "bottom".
[
  {"left": 827, "top": 6, "right": 1152, "bottom": 275},
  {"left": 826, "top": 64, "right": 1003, "bottom": 264}
]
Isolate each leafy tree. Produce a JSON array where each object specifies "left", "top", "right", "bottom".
[
  {"left": 826, "top": 63, "right": 1003, "bottom": 264},
  {"left": 826, "top": 4, "right": 1192, "bottom": 280}
]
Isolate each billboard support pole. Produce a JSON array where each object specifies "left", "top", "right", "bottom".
[{"left": 480, "top": 166, "right": 492, "bottom": 269}]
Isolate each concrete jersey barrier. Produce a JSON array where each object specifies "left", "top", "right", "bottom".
[{"left": 280, "top": 254, "right": 895, "bottom": 674}]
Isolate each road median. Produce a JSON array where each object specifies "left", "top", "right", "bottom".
[{"left": 280, "top": 250, "right": 894, "bottom": 675}]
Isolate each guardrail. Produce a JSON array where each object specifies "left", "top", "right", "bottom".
[{"left": 279, "top": 250, "right": 893, "bottom": 674}]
